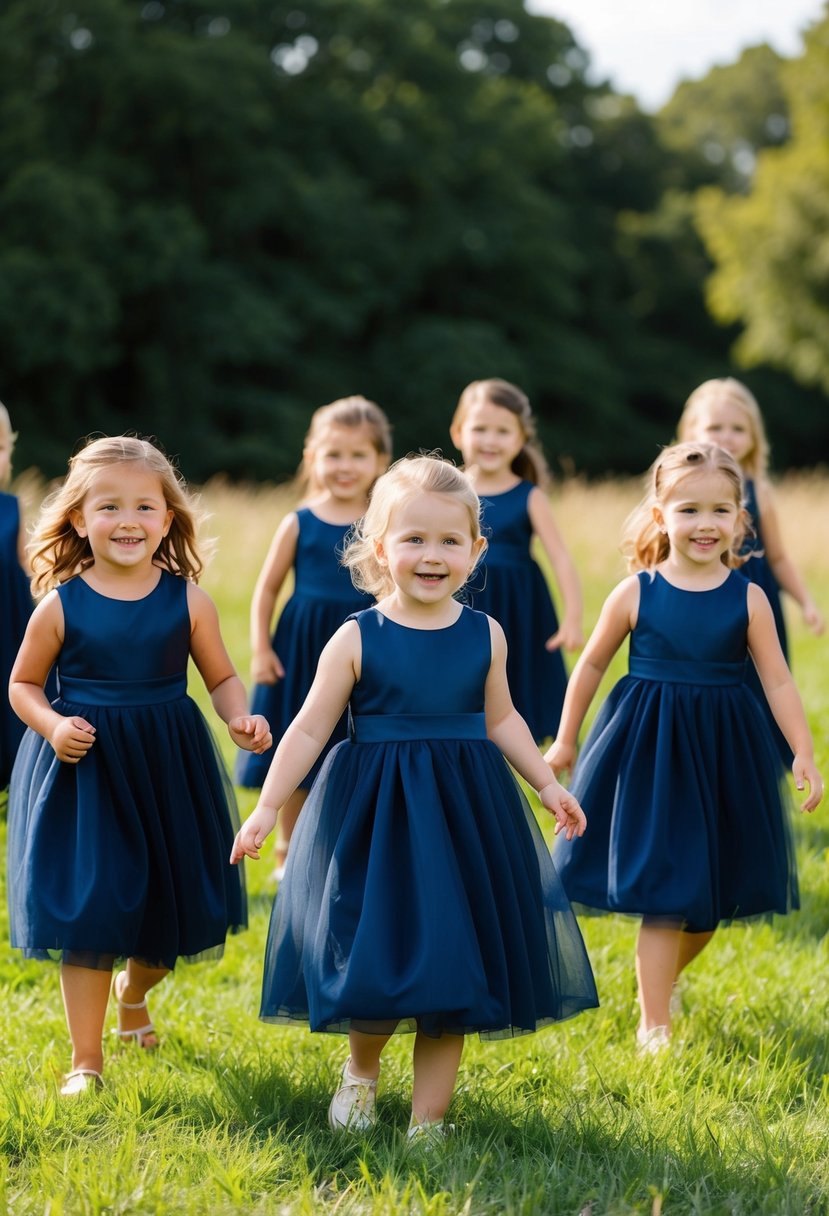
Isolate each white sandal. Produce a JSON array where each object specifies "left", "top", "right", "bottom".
[
  {"left": 60, "top": 1068, "right": 103, "bottom": 1096},
  {"left": 112, "top": 970, "right": 159, "bottom": 1049}
]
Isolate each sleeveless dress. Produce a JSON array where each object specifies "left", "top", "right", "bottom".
[
  {"left": 7, "top": 570, "right": 246, "bottom": 970},
  {"left": 554, "top": 571, "right": 798, "bottom": 934},
  {"left": 260, "top": 605, "right": 598, "bottom": 1038},
  {"left": 469, "top": 481, "right": 567, "bottom": 743},
  {"left": 0, "top": 492, "right": 32, "bottom": 788},
  {"left": 236, "top": 508, "right": 372, "bottom": 790},
  {"left": 739, "top": 478, "right": 791, "bottom": 767}
]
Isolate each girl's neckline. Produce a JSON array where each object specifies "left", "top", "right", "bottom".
[
  {"left": 370, "top": 605, "right": 465, "bottom": 633},
  {"left": 476, "top": 478, "right": 525, "bottom": 499},
  {"left": 652, "top": 569, "right": 733, "bottom": 594},
  {"left": 302, "top": 507, "right": 361, "bottom": 527},
  {"left": 75, "top": 568, "right": 166, "bottom": 603}
]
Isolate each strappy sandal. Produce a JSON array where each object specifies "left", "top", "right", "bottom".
[
  {"left": 112, "top": 970, "right": 159, "bottom": 1049},
  {"left": 60, "top": 1068, "right": 104, "bottom": 1096}
]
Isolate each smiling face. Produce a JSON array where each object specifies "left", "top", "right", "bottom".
[
  {"left": 689, "top": 395, "right": 756, "bottom": 468},
  {"left": 653, "top": 469, "right": 741, "bottom": 572},
  {"left": 309, "top": 423, "right": 386, "bottom": 503},
  {"left": 375, "top": 491, "right": 485, "bottom": 610},
  {"left": 451, "top": 398, "right": 526, "bottom": 478},
  {"left": 71, "top": 462, "right": 174, "bottom": 573}
]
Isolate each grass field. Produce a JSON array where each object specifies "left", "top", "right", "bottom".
[{"left": 1, "top": 474, "right": 828, "bottom": 1215}]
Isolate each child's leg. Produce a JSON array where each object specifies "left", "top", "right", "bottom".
[
  {"left": 411, "top": 1031, "right": 464, "bottom": 1125},
  {"left": 275, "top": 788, "right": 307, "bottom": 873},
  {"left": 60, "top": 963, "right": 113, "bottom": 1074},
  {"left": 348, "top": 1027, "right": 394, "bottom": 1079},
  {"left": 115, "top": 958, "right": 170, "bottom": 1046},
  {"left": 635, "top": 922, "right": 682, "bottom": 1033},
  {"left": 675, "top": 929, "right": 715, "bottom": 980}
]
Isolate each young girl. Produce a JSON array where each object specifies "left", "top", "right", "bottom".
[
  {"left": 546, "top": 442, "right": 822, "bottom": 1052},
  {"left": 232, "top": 455, "right": 598, "bottom": 1141},
  {"left": 236, "top": 396, "right": 391, "bottom": 877},
  {"left": 0, "top": 402, "right": 33, "bottom": 788},
  {"left": 7, "top": 436, "right": 271, "bottom": 1095},
  {"left": 678, "top": 377, "right": 825, "bottom": 764},
  {"left": 450, "top": 378, "right": 583, "bottom": 743}
]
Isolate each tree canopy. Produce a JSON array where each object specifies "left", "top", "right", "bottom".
[{"left": 1, "top": 0, "right": 826, "bottom": 481}]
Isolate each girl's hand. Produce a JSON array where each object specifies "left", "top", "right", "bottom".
[
  {"left": 538, "top": 781, "right": 586, "bottom": 840},
  {"left": 229, "top": 715, "right": 272, "bottom": 754},
  {"left": 544, "top": 740, "right": 576, "bottom": 779},
  {"left": 802, "top": 601, "right": 825, "bottom": 636},
  {"left": 793, "top": 755, "right": 823, "bottom": 812},
  {"left": 251, "top": 651, "right": 285, "bottom": 684},
  {"left": 50, "top": 716, "right": 96, "bottom": 763},
  {"left": 545, "top": 620, "right": 584, "bottom": 652},
  {"left": 230, "top": 804, "right": 279, "bottom": 863}
]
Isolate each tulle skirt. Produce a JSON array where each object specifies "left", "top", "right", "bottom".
[
  {"left": 7, "top": 694, "right": 247, "bottom": 970},
  {"left": 260, "top": 736, "right": 598, "bottom": 1037},
  {"left": 555, "top": 676, "right": 798, "bottom": 933}
]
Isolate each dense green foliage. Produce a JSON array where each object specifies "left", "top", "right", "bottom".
[{"left": 1, "top": 0, "right": 827, "bottom": 481}]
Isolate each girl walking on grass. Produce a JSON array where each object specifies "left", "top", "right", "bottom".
[
  {"left": 236, "top": 396, "right": 391, "bottom": 878},
  {"left": 546, "top": 442, "right": 822, "bottom": 1054},
  {"left": 450, "top": 378, "right": 583, "bottom": 743},
  {"left": 231, "top": 455, "right": 598, "bottom": 1144},
  {"left": 7, "top": 436, "right": 271, "bottom": 1095},
  {"left": 678, "top": 377, "right": 825, "bottom": 765}
]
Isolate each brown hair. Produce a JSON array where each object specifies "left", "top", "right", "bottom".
[
  {"left": 621, "top": 442, "right": 749, "bottom": 571},
  {"left": 677, "top": 377, "right": 768, "bottom": 482},
  {"left": 29, "top": 435, "right": 207, "bottom": 594},
  {"left": 297, "top": 396, "right": 392, "bottom": 498},
  {"left": 451, "top": 378, "right": 551, "bottom": 487},
  {"left": 343, "top": 453, "right": 486, "bottom": 599}
]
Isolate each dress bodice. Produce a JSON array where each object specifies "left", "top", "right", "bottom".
[
  {"left": 479, "top": 481, "right": 534, "bottom": 565},
  {"left": 294, "top": 509, "right": 371, "bottom": 604},
  {"left": 629, "top": 570, "right": 749, "bottom": 684},
  {"left": 57, "top": 570, "right": 190, "bottom": 699},
  {"left": 350, "top": 606, "right": 491, "bottom": 720}
]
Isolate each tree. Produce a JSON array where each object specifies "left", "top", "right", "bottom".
[{"left": 696, "top": 13, "right": 829, "bottom": 398}]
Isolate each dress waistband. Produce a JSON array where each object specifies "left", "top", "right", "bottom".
[
  {"left": 629, "top": 656, "right": 744, "bottom": 686},
  {"left": 57, "top": 673, "right": 188, "bottom": 706},
  {"left": 350, "top": 712, "right": 487, "bottom": 742}
]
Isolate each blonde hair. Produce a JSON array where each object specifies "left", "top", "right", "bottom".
[
  {"left": 297, "top": 396, "right": 392, "bottom": 497},
  {"left": 343, "top": 453, "right": 486, "bottom": 599},
  {"left": 451, "top": 378, "right": 551, "bottom": 487},
  {"left": 677, "top": 377, "right": 769, "bottom": 481},
  {"left": 0, "top": 401, "right": 17, "bottom": 489},
  {"left": 29, "top": 435, "right": 207, "bottom": 595},
  {"left": 622, "top": 442, "right": 748, "bottom": 572}
]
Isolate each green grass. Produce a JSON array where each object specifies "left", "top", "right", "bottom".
[{"left": 2, "top": 475, "right": 828, "bottom": 1215}]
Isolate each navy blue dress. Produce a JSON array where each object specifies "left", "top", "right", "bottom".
[
  {"left": 0, "top": 492, "right": 31, "bottom": 788},
  {"left": 555, "top": 571, "right": 798, "bottom": 934},
  {"left": 236, "top": 508, "right": 372, "bottom": 790},
  {"left": 260, "top": 606, "right": 598, "bottom": 1038},
  {"left": 469, "top": 481, "right": 567, "bottom": 743},
  {"left": 7, "top": 571, "right": 246, "bottom": 970},
  {"left": 740, "top": 478, "right": 791, "bottom": 767}
]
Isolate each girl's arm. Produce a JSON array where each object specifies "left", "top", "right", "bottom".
[
  {"left": 249, "top": 512, "right": 300, "bottom": 683},
  {"left": 230, "top": 621, "right": 360, "bottom": 862},
  {"left": 484, "top": 619, "right": 585, "bottom": 839},
  {"left": 544, "top": 575, "right": 639, "bottom": 775},
  {"left": 9, "top": 593, "right": 97, "bottom": 763},
  {"left": 187, "top": 584, "right": 271, "bottom": 753},
  {"left": 527, "top": 487, "right": 584, "bottom": 651},
  {"left": 746, "top": 583, "right": 823, "bottom": 811},
  {"left": 755, "top": 482, "right": 824, "bottom": 634}
]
